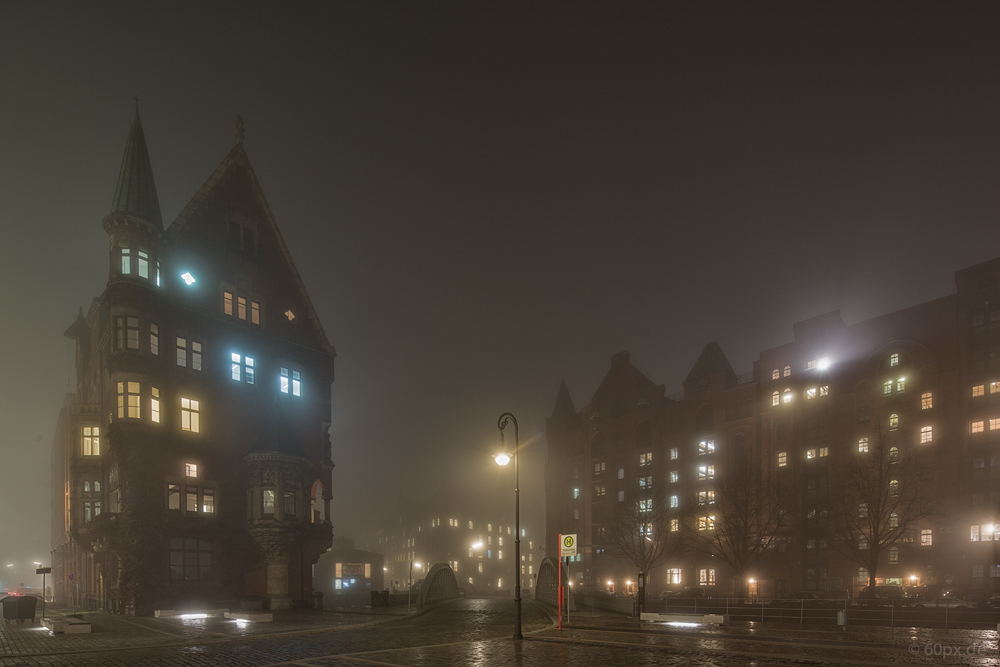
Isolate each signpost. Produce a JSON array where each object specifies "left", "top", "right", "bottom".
[
  {"left": 68, "top": 572, "right": 75, "bottom": 613},
  {"left": 559, "top": 534, "right": 577, "bottom": 629},
  {"left": 36, "top": 567, "right": 51, "bottom": 621}
]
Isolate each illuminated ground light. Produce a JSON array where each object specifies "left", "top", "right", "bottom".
[
  {"left": 179, "top": 613, "right": 209, "bottom": 620},
  {"left": 665, "top": 621, "right": 701, "bottom": 628},
  {"left": 180, "top": 272, "right": 196, "bottom": 285}
]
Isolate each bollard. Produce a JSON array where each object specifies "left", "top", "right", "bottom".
[{"left": 837, "top": 610, "right": 847, "bottom": 628}]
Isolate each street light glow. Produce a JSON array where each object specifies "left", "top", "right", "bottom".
[
  {"left": 817, "top": 357, "right": 830, "bottom": 370},
  {"left": 494, "top": 452, "right": 510, "bottom": 466},
  {"left": 472, "top": 542, "right": 483, "bottom": 549}
]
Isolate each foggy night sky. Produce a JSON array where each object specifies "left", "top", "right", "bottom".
[{"left": 1, "top": 2, "right": 998, "bottom": 571}]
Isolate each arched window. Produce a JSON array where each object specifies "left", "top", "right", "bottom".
[
  {"left": 771, "top": 368, "right": 780, "bottom": 380},
  {"left": 889, "top": 512, "right": 899, "bottom": 528},
  {"left": 889, "top": 480, "right": 899, "bottom": 496},
  {"left": 783, "top": 365, "right": 791, "bottom": 377},
  {"left": 94, "top": 481, "right": 101, "bottom": 492},
  {"left": 889, "top": 413, "right": 899, "bottom": 430},
  {"left": 772, "top": 391, "right": 780, "bottom": 406},
  {"left": 889, "top": 546, "right": 899, "bottom": 564},
  {"left": 311, "top": 480, "right": 326, "bottom": 523},
  {"left": 84, "top": 481, "right": 91, "bottom": 493},
  {"left": 488, "top": 523, "right": 492, "bottom": 532},
  {"left": 889, "top": 353, "right": 899, "bottom": 367},
  {"left": 889, "top": 446, "right": 899, "bottom": 463},
  {"left": 782, "top": 388, "right": 792, "bottom": 404}
]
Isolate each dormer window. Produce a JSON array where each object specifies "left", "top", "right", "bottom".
[
  {"left": 280, "top": 367, "right": 301, "bottom": 396},
  {"left": 222, "top": 288, "right": 262, "bottom": 325},
  {"left": 185, "top": 463, "right": 198, "bottom": 478}
]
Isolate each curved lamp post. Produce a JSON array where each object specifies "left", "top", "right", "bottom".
[{"left": 496, "top": 412, "right": 522, "bottom": 640}]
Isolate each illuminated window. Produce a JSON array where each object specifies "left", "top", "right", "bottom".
[
  {"left": 498, "top": 550, "right": 502, "bottom": 559},
  {"left": 772, "top": 391, "right": 779, "bottom": 406},
  {"left": 896, "top": 378, "right": 906, "bottom": 392},
  {"left": 921, "top": 529, "right": 933, "bottom": 547},
  {"left": 858, "top": 503, "right": 868, "bottom": 518},
  {"left": 806, "top": 359, "right": 817, "bottom": 370},
  {"left": 777, "top": 452, "right": 787, "bottom": 467},
  {"left": 638, "top": 499, "right": 652, "bottom": 513},
  {"left": 168, "top": 484, "right": 180, "bottom": 510},
  {"left": 921, "top": 392, "right": 932, "bottom": 409},
  {"left": 238, "top": 296, "right": 247, "bottom": 320},
  {"left": 889, "top": 413, "right": 899, "bottom": 430},
  {"left": 889, "top": 512, "right": 899, "bottom": 528},
  {"left": 697, "top": 490, "right": 714, "bottom": 505},
  {"left": 185, "top": 463, "right": 198, "bottom": 477},
  {"left": 807, "top": 449, "right": 816, "bottom": 459},
  {"left": 181, "top": 397, "right": 200, "bottom": 433},
  {"left": 993, "top": 382, "right": 1000, "bottom": 395},
  {"left": 670, "top": 519, "right": 679, "bottom": 532},
  {"left": 617, "top": 490, "right": 624, "bottom": 502},
  {"left": 151, "top": 387, "right": 160, "bottom": 423},
  {"left": 670, "top": 495, "right": 679, "bottom": 508},
  {"left": 819, "top": 386, "right": 829, "bottom": 396},
  {"left": 469, "top": 521, "right": 473, "bottom": 529},
  {"left": 670, "top": 471, "right": 679, "bottom": 483},
  {"left": 771, "top": 368, "right": 780, "bottom": 380},
  {"left": 697, "top": 516, "right": 715, "bottom": 531},
  {"left": 889, "top": 479, "right": 899, "bottom": 496},
  {"left": 285, "top": 309, "right": 296, "bottom": 321},
  {"left": 186, "top": 487, "right": 198, "bottom": 512},
  {"left": 478, "top": 563, "right": 483, "bottom": 573},
  {"left": 858, "top": 535, "right": 868, "bottom": 549},
  {"left": 280, "top": 368, "right": 302, "bottom": 396},
  {"left": 231, "top": 353, "right": 255, "bottom": 384},
  {"left": 883, "top": 380, "right": 892, "bottom": 395},
  {"left": 121, "top": 247, "right": 131, "bottom": 274},
  {"left": 670, "top": 447, "right": 678, "bottom": 460},
  {"left": 593, "top": 461, "right": 605, "bottom": 475},
  {"left": 223, "top": 291, "right": 234, "bottom": 316},
  {"left": 117, "top": 381, "right": 140, "bottom": 419},
  {"left": 858, "top": 437, "right": 869, "bottom": 452},
  {"left": 572, "top": 487, "right": 579, "bottom": 499},
  {"left": 263, "top": 489, "right": 275, "bottom": 514},
  {"left": 639, "top": 475, "right": 652, "bottom": 489},
  {"left": 639, "top": 451, "right": 652, "bottom": 466},
  {"left": 819, "top": 447, "right": 828, "bottom": 457},
  {"left": 920, "top": 426, "right": 932, "bottom": 443},
  {"left": 782, "top": 388, "right": 792, "bottom": 404},
  {"left": 176, "top": 338, "right": 187, "bottom": 367},
  {"left": 82, "top": 426, "right": 100, "bottom": 456},
  {"left": 697, "top": 440, "right": 714, "bottom": 456},
  {"left": 972, "top": 420, "right": 985, "bottom": 433},
  {"left": 697, "top": 464, "right": 714, "bottom": 480},
  {"left": 806, "top": 387, "right": 816, "bottom": 399},
  {"left": 202, "top": 489, "right": 215, "bottom": 514},
  {"left": 888, "top": 547, "right": 898, "bottom": 564},
  {"left": 783, "top": 366, "right": 791, "bottom": 377},
  {"left": 973, "top": 384, "right": 985, "bottom": 397},
  {"left": 992, "top": 418, "right": 1000, "bottom": 431},
  {"left": 890, "top": 353, "right": 899, "bottom": 367},
  {"left": 889, "top": 446, "right": 899, "bottom": 463},
  {"left": 699, "top": 568, "right": 715, "bottom": 585},
  {"left": 137, "top": 250, "right": 149, "bottom": 278},
  {"left": 667, "top": 568, "right": 681, "bottom": 584},
  {"left": 150, "top": 323, "right": 159, "bottom": 355},
  {"left": 618, "top": 467, "right": 625, "bottom": 479},
  {"left": 192, "top": 341, "right": 202, "bottom": 371},
  {"left": 251, "top": 301, "right": 260, "bottom": 325}
]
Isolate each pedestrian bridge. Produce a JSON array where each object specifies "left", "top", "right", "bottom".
[
  {"left": 535, "top": 557, "right": 576, "bottom": 611},
  {"left": 419, "top": 563, "right": 460, "bottom": 606}
]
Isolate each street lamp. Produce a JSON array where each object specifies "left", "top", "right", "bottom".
[
  {"left": 407, "top": 561, "right": 421, "bottom": 615},
  {"left": 495, "top": 412, "right": 522, "bottom": 640}
]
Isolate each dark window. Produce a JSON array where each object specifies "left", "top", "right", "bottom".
[
  {"left": 858, "top": 405, "right": 869, "bottom": 423},
  {"left": 169, "top": 538, "right": 212, "bottom": 581}
]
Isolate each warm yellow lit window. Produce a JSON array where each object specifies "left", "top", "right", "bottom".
[
  {"left": 991, "top": 419, "right": 1000, "bottom": 431},
  {"left": 772, "top": 391, "right": 779, "bottom": 406},
  {"left": 670, "top": 519, "right": 679, "bottom": 532},
  {"left": 858, "top": 437, "right": 869, "bottom": 453},
  {"left": 920, "top": 426, "right": 933, "bottom": 443},
  {"left": 992, "top": 382, "right": 1000, "bottom": 395},
  {"left": 238, "top": 296, "right": 247, "bottom": 320},
  {"left": 807, "top": 449, "right": 816, "bottom": 459},
  {"left": 819, "top": 447, "right": 828, "bottom": 457},
  {"left": 202, "top": 488, "right": 215, "bottom": 514},
  {"left": 783, "top": 366, "right": 791, "bottom": 377},
  {"left": 251, "top": 301, "right": 260, "bottom": 325},
  {"left": 782, "top": 388, "right": 792, "bottom": 404},
  {"left": 82, "top": 426, "right": 100, "bottom": 456},
  {"left": 223, "top": 291, "right": 234, "bottom": 316},
  {"left": 974, "top": 384, "right": 985, "bottom": 397},
  {"left": 771, "top": 368, "right": 780, "bottom": 380},
  {"left": 973, "top": 420, "right": 985, "bottom": 433},
  {"left": 883, "top": 380, "right": 892, "bottom": 395},
  {"left": 185, "top": 463, "right": 198, "bottom": 477},
  {"left": 150, "top": 323, "right": 159, "bottom": 355},
  {"left": 819, "top": 386, "right": 829, "bottom": 396},
  {"left": 151, "top": 387, "right": 160, "bottom": 423},
  {"left": 889, "top": 414, "right": 899, "bottom": 430},
  {"left": 890, "top": 353, "right": 899, "bottom": 367},
  {"left": 117, "top": 381, "right": 140, "bottom": 419},
  {"left": 806, "top": 388, "right": 817, "bottom": 399},
  {"left": 777, "top": 452, "right": 787, "bottom": 467},
  {"left": 921, "top": 392, "right": 932, "bottom": 409},
  {"left": 181, "top": 398, "right": 200, "bottom": 433},
  {"left": 896, "top": 378, "right": 906, "bottom": 392}
]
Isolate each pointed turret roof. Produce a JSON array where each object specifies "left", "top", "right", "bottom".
[
  {"left": 684, "top": 342, "right": 736, "bottom": 385},
  {"left": 551, "top": 380, "right": 577, "bottom": 418},
  {"left": 250, "top": 396, "right": 305, "bottom": 458},
  {"left": 110, "top": 101, "right": 163, "bottom": 228}
]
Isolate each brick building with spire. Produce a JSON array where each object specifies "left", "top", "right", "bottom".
[{"left": 51, "top": 106, "right": 337, "bottom": 615}]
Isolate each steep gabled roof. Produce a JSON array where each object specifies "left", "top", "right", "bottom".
[
  {"left": 684, "top": 342, "right": 735, "bottom": 385},
  {"left": 168, "top": 142, "right": 335, "bottom": 356},
  {"left": 110, "top": 102, "right": 163, "bottom": 228},
  {"left": 551, "top": 380, "right": 576, "bottom": 419}
]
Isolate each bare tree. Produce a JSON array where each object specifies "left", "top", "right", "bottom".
[
  {"left": 601, "top": 484, "right": 682, "bottom": 610},
  {"left": 682, "top": 457, "right": 792, "bottom": 599},
  {"left": 828, "top": 418, "right": 931, "bottom": 596}
]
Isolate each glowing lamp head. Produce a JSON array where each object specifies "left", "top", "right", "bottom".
[
  {"left": 472, "top": 541, "right": 483, "bottom": 549},
  {"left": 414, "top": 562, "right": 421, "bottom": 569},
  {"left": 817, "top": 358, "right": 830, "bottom": 370},
  {"left": 494, "top": 452, "right": 511, "bottom": 466},
  {"left": 910, "top": 575, "right": 917, "bottom": 581},
  {"left": 749, "top": 578, "right": 755, "bottom": 584}
]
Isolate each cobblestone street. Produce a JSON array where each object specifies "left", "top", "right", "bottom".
[{"left": 3, "top": 599, "right": 1000, "bottom": 666}]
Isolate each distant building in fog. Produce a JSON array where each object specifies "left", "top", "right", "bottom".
[
  {"left": 547, "top": 257, "right": 1000, "bottom": 598},
  {"left": 367, "top": 486, "right": 543, "bottom": 594},
  {"left": 51, "top": 107, "right": 337, "bottom": 615}
]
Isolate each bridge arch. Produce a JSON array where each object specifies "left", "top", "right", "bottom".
[
  {"left": 535, "top": 557, "right": 576, "bottom": 610},
  {"left": 418, "top": 563, "right": 460, "bottom": 606}
]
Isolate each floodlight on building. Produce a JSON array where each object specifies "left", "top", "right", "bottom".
[{"left": 817, "top": 358, "right": 830, "bottom": 370}]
